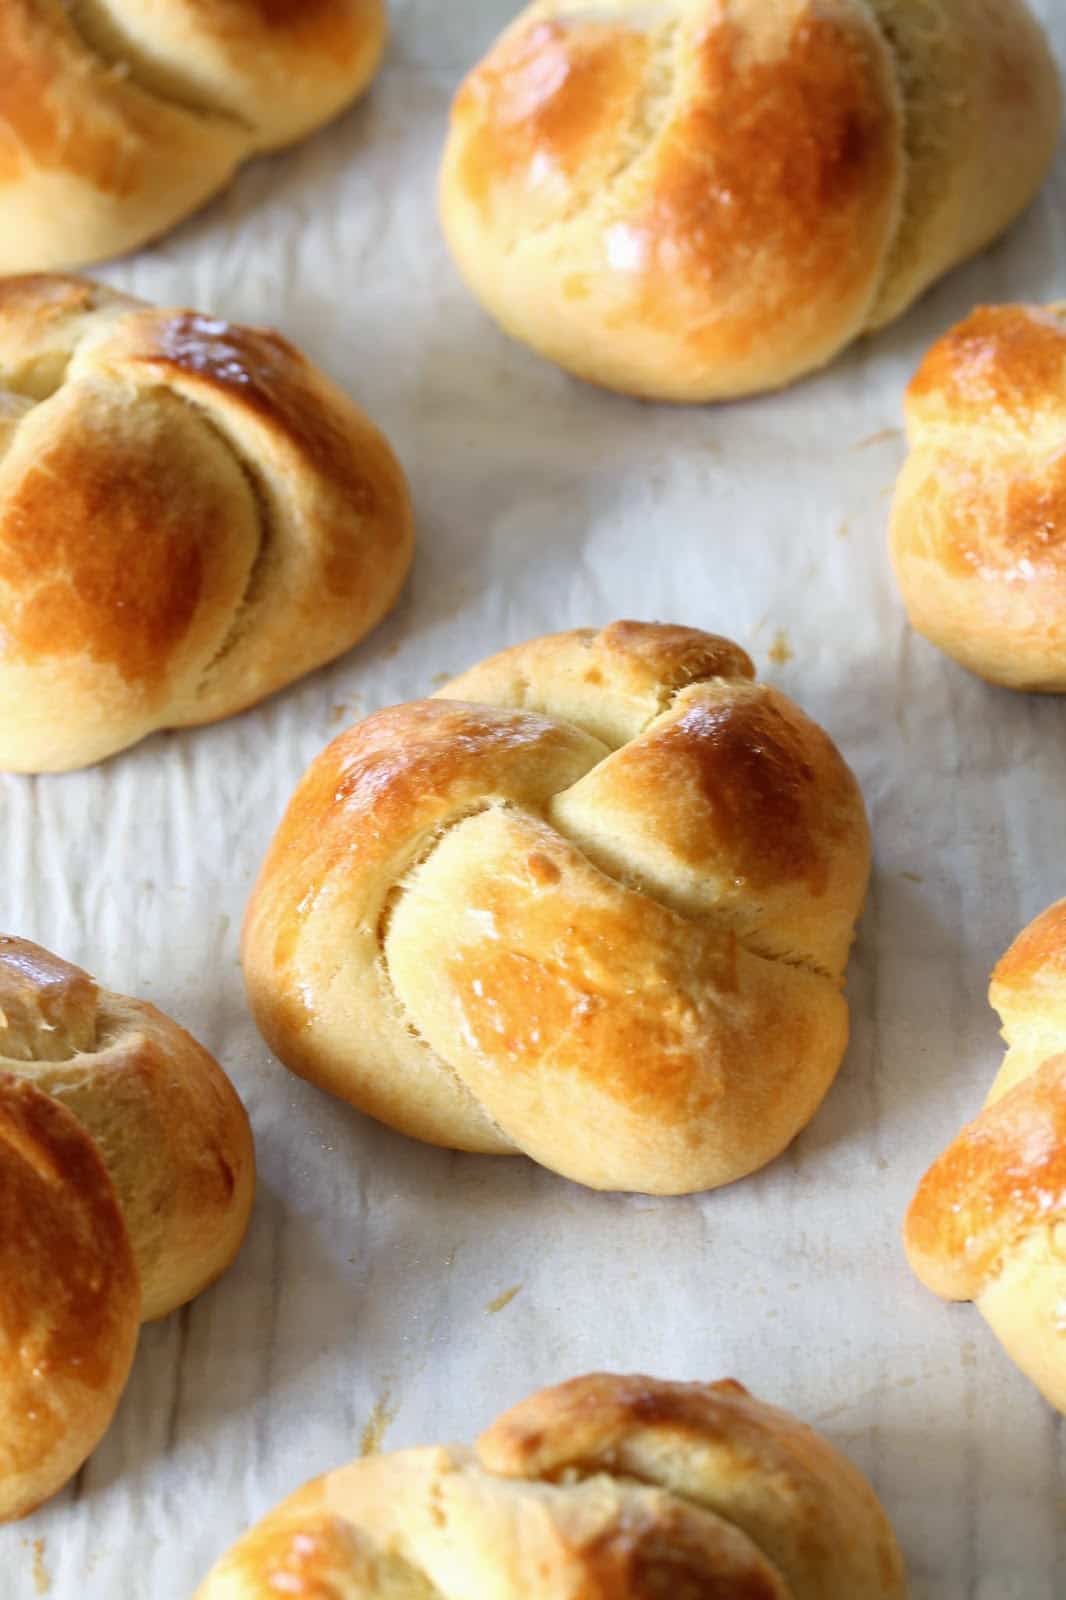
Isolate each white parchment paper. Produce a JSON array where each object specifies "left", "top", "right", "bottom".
[{"left": 4, "top": 3, "right": 1066, "bottom": 1594}]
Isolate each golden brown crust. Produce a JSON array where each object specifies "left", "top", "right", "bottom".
[
  {"left": 201, "top": 1502, "right": 438, "bottom": 1597},
  {"left": 481, "top": 1374, "right": 907, "bottom": 1598},
  {"left": 0, "top": 1, "right": 247, "bottom": 270},
  {"left": 906, "top": 305, "right": 1066, "bottom": 427},
  {"left": 0, "top": 382, "right": 248, "bottom": 693},
  {"left": 255, "top": 698, "right": 604, "bottom": 894},
  {"left": 0, "top": 936, "right": 256, "bottom": 1322},
  {"left": 243, "top": 622, "right": 869, "bottom": 1194},
  {"left": 194, "top": 1374, "right": 907, "bottom": 1598},
  {"left": 0, "top": 0, "right": 386, "bottom": 272},
  {"left": 904, "top": 899, "right": 1066, "bottom": 1410},
  {"left": 386, "top": 805, "right": 846, "bottom": 1191},
  {"left": 438, "top": 622, "right": 865, "bottom": 977},
  {"left": 0, "top": 939, "right": 98, "bottom": 1060},
  {"left": 440, "top": 0, "right": 1060, "bottom": 402},
  {"left": 990, "top": 896, "right": 1066, "bottom": 1000},
  {"left": 438, "top": 620, "right": 756, "bottom": 747},
  {"left": 890, "top": 305, "right": 1066, "bottom": 691},
  {"left": 0, "top": 3, "right": 185, "bottom": 193},
  {"left": 75, "top": 0, "right": 385, "bottom": 134},
  {"left": 987, "top": 898, "right": 1066, "bottom": 1102},
  {"left": 595, "top": 692, "right": 834, "bottom": 895},
  {"left": 621, "top": 12, "right": 900, "bottom": 366},
  {"left": 201, "top": 1457, "right": 797, "bottom": 1599},
  {"left": 478, "top": 1375, "right": 793, "bottom": 1477},
  {"left": 441, "top": 0, "right": 905, "bottom": 401},
  {"left": 453, "top": 20, "right": 652, "bottom": 211},
  {"left": 0, "top": 274, "right": 413, "bottom": 772},
  {"left": 132, "top": 314, "right": 384, "bottom": 521},
  {"left": 159, "top": 0, "right": 375, "bottom": 50},
  {"left": 0, "top": 272, "right": 102, "bottom": 320},
  {"left": 242, "top": 697, "right": 605, "bottom": 1154},
  {"left": 904, "top": 1054, "right": 1066, "bottom": 1301},
  {"left": 0, "top": 1072, "right": 140, "bottom": 1523}
]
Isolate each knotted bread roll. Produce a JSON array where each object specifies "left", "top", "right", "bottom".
[
  {"left": 195, "top": 1373, "right": 907, "bottom": 1597},
  {"left": 0, "top": 935, "right": 254, "bottom": 1519},
  {"left": 0, "top": 274, "right": 414, "bottom": 772},
  {"left": 890, "top": 304, "right": 1066, "bottom": 691},
  {"left": 0, "top": 936, "right": 255, "bottom": 1323},
  {"left": 439, "top": 0, "right": 1061, "bottom": 402},
  {"left": 243, "top": 622, "right": 870, "bottom": 1194},
  {"left": 904, "top": 900, "right": 1066, "bottom": 1413},
  {"left": 0, "top": 0, "right": 386, "bottom": 273},
  {"left": 0, "top": 1073, "right": 140, "bottom": 1523}
]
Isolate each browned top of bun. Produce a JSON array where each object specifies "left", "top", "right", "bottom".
[
  {"left": 905, "top": 898, "right": 1066, "bottom": 1305},
  {"left": 455, "top": 8, "right": 900, "bottom": 337},
  {"left": 0, "top": 1072, "right": 140, "bottom": 1522},
  {"left": 244, "top": 622, "right": 868, "bottom": 1195},
  {"left": 907, "top": 304, "right": 1066, "bottom": 430},
  {"left": 441, "top": 0, "right": 1061, "bottom": 401},
  {"left": 904, "top": 307, "right": 1066, "bottom": 574},
  {"left": 890, "top": 303, "right": 1066, "bottom": 690},
  {"left": 0, "top": 4, "right": 173, "bottom": 193},
  {"left": 0, "top": 274, "right": 412, "bottom": 772},
  {"left": 442, "top": 1, "right": 904, "bottom": 398},
  {"left": 194, "top": 1374, "right": 906, "bottom": 1597},
  {"left": 0, "top": 936, "right": 98, "bottom": 1060},
  {"left": 905, "top": 1054, "right": 1066, "bottom": 1301},
  {"left": 0, "top": 936, "right": 255, "bottom": 1322},
  {"left": 896, "top": 302, "right": 1062, "bottom": 579},
  {"left": 991, "top": 896, "right": 1066, "bottom": 1001},
  {"left": 0, "top": 0, "right": 386, "bottom": 273}
]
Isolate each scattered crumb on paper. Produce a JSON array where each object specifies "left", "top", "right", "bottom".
[
  {"left": 486, "top": 1284, "right": 523, "bottom": 1315},
  {"left": 330, "top": 695, "right": 365, "bottom": 725},
  {"left": 767, "top": 630, "right": 794, "bottom": 666},
  {"left": 20, "top": 1539, "right": 49, "bottom": 1596},
  {"left": 900, "top": 871, "right": 924, "bottom": 884},
  {"left": 360, "top": 1387, "right": 400, "bottom": 1457},
  {"left": 852, "top": 427, "right": 902, "bottom": 450}
]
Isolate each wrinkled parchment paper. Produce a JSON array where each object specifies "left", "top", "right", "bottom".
[{"left": 4, "top": 3, "right": 1066, "bottom": 1594}]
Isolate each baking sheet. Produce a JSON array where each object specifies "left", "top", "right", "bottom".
[{"left": 4, "top": 2, "right": 1066, "bottom": 1594}]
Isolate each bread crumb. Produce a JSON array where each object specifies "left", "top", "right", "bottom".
[
  {"left": 486, "top": 1284, "right": 523, "bottom": 1315},
  {"left": 852, "top": 427, "right": 902, "bottom": 450},
  {"left": 767, "top": 630, "right": 794, "bottom": 666},
  {"left": 360, "top": 1387, "right": 399, "bottom": 1457},
  {"left": 330, "top": 694, "right": 366, "bottom": 725},
  {"left": 20, "top": 1538, "right": 50, "bottom": 1595}
]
